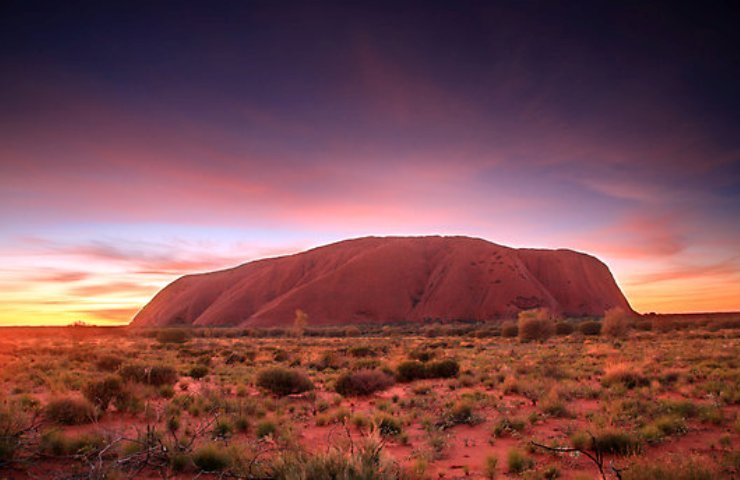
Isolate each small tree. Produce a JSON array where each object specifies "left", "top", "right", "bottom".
[{"left": 293, "top": 309, "right": 308, "bottom": 338}]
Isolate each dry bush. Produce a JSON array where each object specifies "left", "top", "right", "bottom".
[
  {"left": 335, "top": 369, "right": 394, "bottom": 396},
  {"left": 518, "top": 308, "right": 556, "bottom": 342},
  {"left": 602, "top": 308, "right": 633, "bottom": 338}
]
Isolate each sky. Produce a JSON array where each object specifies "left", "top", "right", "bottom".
[{"left": 1, "top": 1, "right": 739, "bottom": 325}]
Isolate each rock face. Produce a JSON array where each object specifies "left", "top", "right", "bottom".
[{"left": 131, "top": 236, "right": 633, "bottom": 327}]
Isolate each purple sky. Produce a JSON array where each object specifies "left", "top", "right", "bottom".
[{"left": 1, "top": 1, "right": 739, "bottom": 324}]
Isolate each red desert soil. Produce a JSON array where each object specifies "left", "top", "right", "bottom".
[{"left": 132, "top": 236, "right": 632, "bottom": 328}]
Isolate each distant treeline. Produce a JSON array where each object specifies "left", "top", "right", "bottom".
[
  {"left": 1, "top": 312, "right": 738, "bottom": 340},
  {"left": 136, "top": 312, "right": 740, "bottom": 339}
]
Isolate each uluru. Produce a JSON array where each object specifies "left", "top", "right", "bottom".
[{"left": 131, "top": 236, "right": 633, "bottom": 327}]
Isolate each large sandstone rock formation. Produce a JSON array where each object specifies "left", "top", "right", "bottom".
[{"left": 131, "top": 236, "right": 633, "bottom": 327}]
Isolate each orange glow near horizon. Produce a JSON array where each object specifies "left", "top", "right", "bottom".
[{"left": 1, "top": 234, "right": 738, "bottom": 327}]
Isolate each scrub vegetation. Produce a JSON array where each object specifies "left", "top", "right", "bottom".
[{"left": 0, "top": 312, "right": 738, "bottom": 478}]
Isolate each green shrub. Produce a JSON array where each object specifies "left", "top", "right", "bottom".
[
  {"left": 149, "top": 366, "right": 179, "bottom": 385},
  {"left": 622, "top": 458, "right": 714, "bottom": 480},
  {"left": 409, "top": 348, "right": 436, "bottom": 362},
  {"left": 224, "top": 352, "right": 247, "bottom": 364},
  {"left": 120, "top": 364, "right": 178, "bottom": 386},
  {"left": 501, "top": 321, "right": 518, "bottom": 338},
  {"left": 83, "top": 376, "right": 126, "bottom": 411},
  {"left": 396, "top": 361, "right": 427, "bottom": 382},
  {"left": 596, "top": 431, "right": 640, "bottom": 454},
  {"left": 189, "top": 365, "right": 209, "bottom": 379},
  {"left": 492, "top": 417, "right": 525, "bottom": 437},
  {"left": 484, "top": 455, "right": 498, "bottom": 479},
  {"left": 256, "top": 420, "right": 277, "bottom": 438},
  {"left": 271, "top": 441, "right": 398, "bottom": 479},
  {"left": 349, "top": 346, "right": 377, "bottom": 358},
  {"left": 45, "top": 397, "right": 96, "bottom": 425},
  {"left": 602, "top": 365, "right": 649, "bottom": 389},
  {"left": 40, "top": 431, "right": 104, "bottom": 456},
  {"left": 335, "top": 369, "right": 394, "bottom": 396},
  {"left": 212, "top": 419, "right": 233, "bottom": 440},
  {"left": 518, "top": 308, "right": 556, "bottom": 342},
  {"left": 95, "top": 355, "right": 123, "bottom": 372},
  {"left": 541, "top": 396, "right": 570, "bottom": 418},
  {"left": 170, "top": 452, "right": 190, "bottom": 472},
  {"left": 192, "top": 444, "right": 231, "bottom": 471},
  {"left": 555, "top": 322, "right": 574, "bottom": 335},
  {"left": 658, "top": 400, "right": 698, "bottom": 418},
  {"left": 506, "top": 448, "right": 533, "bottom": 473},
  {"left": 234, "top": 416, "right": 250, "bottom": 433},
  {"left": 444, "top": 400, "right": 479, "bottom": 426},
  {"left": 0, "top": 405, "right": 33, "bottom": 462},
  {"left": 587, "top": 430, "right": 641, "bottom": 455},
  {"left": 579, "top": 321, "right": 602, "bottom": 336},
  {"left": 427, "top": 359, "right": 460, "bottom": 378},
  {"left": 272, "top": 349, "right": 289, "bottom": 362},
  {"left": 376, "top": 415, "right": 402, "bottom": 437},
  {"left": 156, "top": 329, "right": 189, "bottom": 344},
  {"left": 396, "top": 359, "right": 460, "bottom": 382},
  {"left": 602, "top": 308, "right": 633, "bottom": 338},
  {"left": 653, "top": 415, "right": 687, "bottom": 436},
  {"left": 256, "top": 367, "right": 313, "bottom": 396}
]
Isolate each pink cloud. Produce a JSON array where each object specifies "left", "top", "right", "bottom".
[{"left": 576, "top": 214, "right": 686, "bottom": 259}]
